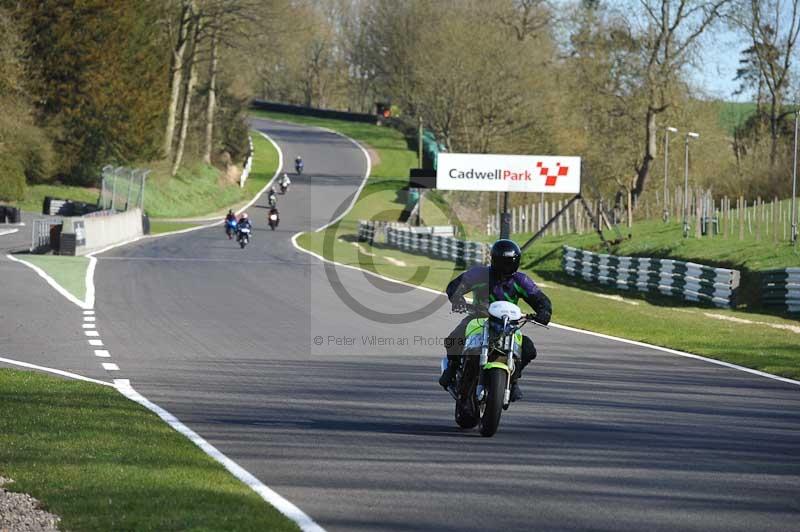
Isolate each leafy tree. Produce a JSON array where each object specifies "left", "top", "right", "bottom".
[{"left": 19, "top": 0, "right": 169, "bottom": 185}]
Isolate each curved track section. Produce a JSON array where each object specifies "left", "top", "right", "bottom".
[{"left": 89, "top": 119, "right": 800, "bottom": 531}]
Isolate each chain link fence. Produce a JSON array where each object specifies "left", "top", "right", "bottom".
[{"left": 99, "top": 166, "right": 150, "bottom": 213}]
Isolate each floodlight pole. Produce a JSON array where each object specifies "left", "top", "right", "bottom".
[
  {"left": 682, "top": 132, "right": 699, "bottom": 238},
  {"left": 791, "top": 110, "right": 798, "bottom": 243},
  {"left": 663, "top": 126, "right": 677, "bottom": 222}
]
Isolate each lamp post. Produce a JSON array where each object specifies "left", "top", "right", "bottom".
[
  {"left": 663, "top": 126, "right": 678, "bottom": 222},
  {"left": 791, "top": 110, "right": 798, "bottom": 244},
  {"left": 682, "top": 132, "right": 700, "bottom": 238}
]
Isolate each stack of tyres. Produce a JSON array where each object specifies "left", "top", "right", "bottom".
[{"left": 6, "top": 206, "right": 20, "bottom": 223}]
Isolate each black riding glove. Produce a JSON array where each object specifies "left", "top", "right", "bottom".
[
  {"left": 451, "top": 300, "right": 468, "bottom": 313},
  {"left": 534, "top": 312, "right": 551, "bottom": 326}
]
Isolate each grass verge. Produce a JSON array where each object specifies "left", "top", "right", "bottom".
[
  {"left": 149, "top": 220, "right": 205, "bottom": 235},
  {"left": 0, "top": 369, "right": 298, "bottom": 531},
  {"left": 12, "top": 254, "right": 89, "bottom": 302},
  {"left": 145, "top": 132, "right": 279, "bottom": 219}
]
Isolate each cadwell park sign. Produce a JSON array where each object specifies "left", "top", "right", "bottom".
[{"left": 436, "top": 153, "right": 581, "bottom": 193}]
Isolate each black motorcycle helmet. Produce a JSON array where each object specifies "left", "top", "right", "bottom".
[{"left": 490, "top": 239, "right": 521, "bottom": 278}]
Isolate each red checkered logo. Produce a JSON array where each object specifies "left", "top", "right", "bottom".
[{"left": 536, "top": 161, "right": 569, "bottom": 187}]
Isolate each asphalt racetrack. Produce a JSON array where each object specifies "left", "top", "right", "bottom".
[{"left": 3, "top": 118, "right": 799, "bottom": 531}]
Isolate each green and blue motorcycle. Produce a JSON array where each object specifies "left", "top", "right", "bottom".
[{"left": 442, "top": 301, "right": 543, "bottom": 437}]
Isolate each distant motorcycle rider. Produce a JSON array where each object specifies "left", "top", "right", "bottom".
[
  {"left": 267, "top": 187, "right": 277, "bottom": 207},
  {"left": 439, "top": 239, "right": 551, "bottom": 402},
  {"left": 237, "top": 212, "right": 252, "bottom": 231},
  {"left": 224, "top": 209, "right": 237, "bottom": 239},
  {"left": 279, "top": 173, "right": 291, "bottom": 191}
]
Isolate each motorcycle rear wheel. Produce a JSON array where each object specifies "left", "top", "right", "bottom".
[{"left": 479, "top": 368, "right": 506, "bottom": 437}]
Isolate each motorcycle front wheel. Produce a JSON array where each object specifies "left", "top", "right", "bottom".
[
  {"left": 479, "top": 368, "right": 507, "bottom": 437},
  {"left": 455, "top": 399, "right": 478, "bottom": 429}
]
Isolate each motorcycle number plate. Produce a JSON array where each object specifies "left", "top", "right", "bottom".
[{"left": 465, "top": 334, "right": 483, "bottom": 349}]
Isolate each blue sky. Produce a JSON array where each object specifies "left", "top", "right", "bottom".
[{"left": 691, "top": 27, "right": 751, "bottom": 102}]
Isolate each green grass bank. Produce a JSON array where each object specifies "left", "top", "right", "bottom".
[
  {"left": 0, "top": 369, "right": 298, "bottom": 531},
  {"left": 275, "top": 111, "right": 800, "bottom": 380},
  {"left": 6, "top": 131, "right": 279, "bottom": 220}
]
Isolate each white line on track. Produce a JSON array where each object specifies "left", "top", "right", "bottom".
[
  {"left": 0, "top": 356, "right": 113, "bottom": 387},
  {"left": 94, "top": 350, "right": 111, "bottom": 358},
  {"left": 88, "top": 339, "right": 103, "bottom": 346},
  {"left": 84, "top": 330, "right": 100, "bottom": 337},
  {"left": 82, "top": 323, "right": 96, "bottom": 329},
  {"left": 287, "top": 128, "right": 800, "bottom": 390},
  {"left": 83, "top": 310, "right": 95, "bottom": 315},
  {"left": 84, "top": 316, "right": 96, "bottom": 322},
  {"left": 101, "top": 363, "right": 119, "bottom": 371},
  {"left": 0, "top": 228, "right": 19, "bottom": 236},
  {"left": 77, "top": 126, "right": 324, "bottom": 532},
  {"left": 114, "top": 379, "right": 325, "bottom": 532}
]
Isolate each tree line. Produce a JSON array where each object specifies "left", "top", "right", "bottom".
[
  {"left": 0, "top": 0, "right": 278, "bottom": 201},
  {"left": 255, "top": 0, "right": 800, "bottom": 213}
]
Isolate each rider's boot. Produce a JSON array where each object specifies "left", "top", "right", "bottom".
[
  {"left": 509, "top": 366, "right": 524, "bottom": 402},
  {"left": 439, "top": 358, "right": 458, "bottom": 389}
]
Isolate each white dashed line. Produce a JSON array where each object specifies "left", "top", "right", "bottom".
[
  {"left": 88, "top": 339, "right": 103, "bottom": 346},
  {"left": 84, "top": 316, "right": 96, "bottom": 322},
  {"left": 94, "top": 350, "right": 111, "bottom": 358},
  {"left": 101, "top": 363, "right": 119, "bottom": 371},
  {"left": 83, "top": 310, "right": 95, "bottom": 315},
  {"left": 84, "top": 330, "right": 100, "bottom": 337},
  {"left": 82, "top": 323, "right": 96, "bottom": 329}
]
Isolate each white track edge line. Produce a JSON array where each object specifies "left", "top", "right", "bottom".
[
  {"left": 0, "top": 228, "right": 19, "bottom": 236},
  {"left": 286, "top": 130, "right": 800, "bottom": 389},
  {"left": 114, "top": 379, "right": 325, "bottom": 532},
  {"left": 0, "top": 356, "right": 113, "bottom": 387},
  {"left": 6, "top": 254, "right": 89, "bottom": 309},
  {"left": 311, "top": 127, "right": 371, "bottom": 232},
  {"left": 88, "top": 129, "right": 323, "bottom": 530}
]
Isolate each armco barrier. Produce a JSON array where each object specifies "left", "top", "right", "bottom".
[
  {"left": 761, "top": 268, "right": 800, "bottom": 314},
  {"left": 562, "top": 245, "right": 740, "bottom": 308},
  {"left": 59, "top": 208, "right": 143, "bottom": 255},
  {"left": 252, "top": 100, "right": 378, "bottom": 124},
  {"left": 358, "top": 220, "right": 486, "bottom": 267}
]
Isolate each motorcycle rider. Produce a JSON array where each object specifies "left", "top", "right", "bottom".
[
  {"left": 268, "top": 205, "right": 280, "bottom": 227},
  {"left": 224, "top": 209, "right": 237, "bottom": 238},
  {"left": 267, "top": 187, "right": 277, "bottom": 207},
  {"left": 439, "top": 239, "right": 551, "bottom": 402},
  {"left": 279, "top": 173, "right": 291, "bottom": 192},
  {"left": 237, "top": 212, "right": 252, "bottom": 233},
  {"left": 295, "top": 155, "right": 303, "bottom": 173}
]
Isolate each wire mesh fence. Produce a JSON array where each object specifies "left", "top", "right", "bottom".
[{"left": 99, "top": 166, "right": 149, "bottom": 213}]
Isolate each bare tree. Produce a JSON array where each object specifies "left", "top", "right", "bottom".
[
  {"left": 733, "top": 0, "right": 800, "bottom": 166},
  {"left": 164, "top": 0, "right": 194, "bottom": 159},
  {"left": 496, "top": 0, "right": 550, "bottom": 41},
  {"left": 171, "top": 8, "right": 201, "bottom": 176},
  {"left": 628, "top": 0, "right": 733, "bottom": 202}
]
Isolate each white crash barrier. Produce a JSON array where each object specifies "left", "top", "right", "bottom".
[{"left": 60, "top": 208, "right": 143, "bottom": 255}]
